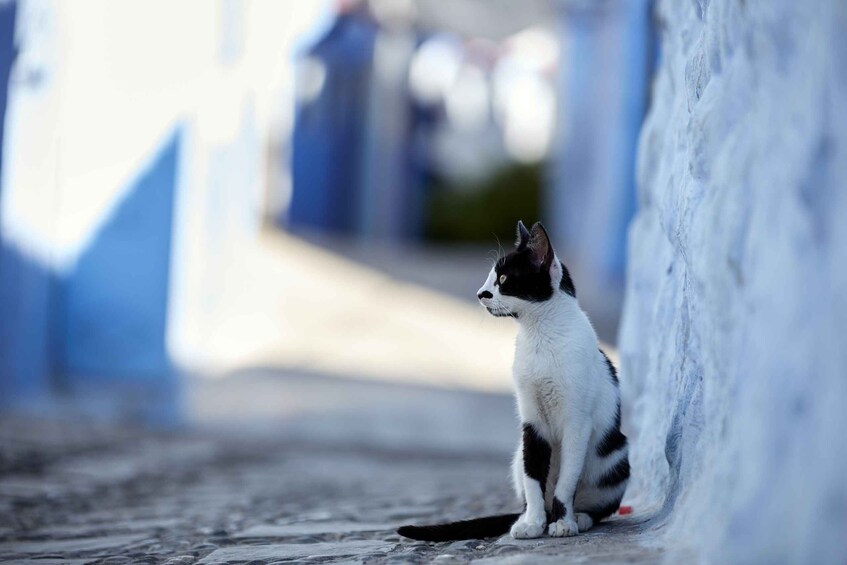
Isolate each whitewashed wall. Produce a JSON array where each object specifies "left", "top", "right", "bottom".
[
  {"left": 0, "top": 0, "right": 325, "bottom": 411},
  {"left": 619, "top": 0, "right": 847, "bottom": 562}
]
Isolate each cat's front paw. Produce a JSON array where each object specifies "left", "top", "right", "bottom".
[
  {"left": 510, "top": 515, "right": 545, "bottom": 539},
  {"left": 547, "top": 516, "right": 579, "bottom": 537}
]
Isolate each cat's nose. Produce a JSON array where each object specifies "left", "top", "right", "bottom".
[{"left": 478, "top": 290, "right": 493, "bottom": 300}]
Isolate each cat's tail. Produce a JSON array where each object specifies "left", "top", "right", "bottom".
[{"left": 397, "top": 513, "right": 521, "bottom": 542}]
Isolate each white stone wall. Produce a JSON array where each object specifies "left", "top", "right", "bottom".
[{"left": 619, "top": 0, "right": 847, "bottom": 562}]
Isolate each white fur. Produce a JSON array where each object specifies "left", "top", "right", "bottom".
[{"left": 478, "top": 254, "right": 626, "bottom": 539}]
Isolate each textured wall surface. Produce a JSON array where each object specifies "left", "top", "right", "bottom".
[{"left": 619, "top": 0, "right": 847, "bottom": 562}]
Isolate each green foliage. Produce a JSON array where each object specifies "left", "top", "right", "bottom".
[{"left": 425, "top": 162, "right": 544, "bottom": 243}]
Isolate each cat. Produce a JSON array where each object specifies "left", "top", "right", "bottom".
[{"left": 397, "top": 221, "right": 629, "bottom": 541}]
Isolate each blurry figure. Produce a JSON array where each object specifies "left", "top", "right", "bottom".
[
  {"left": 359, "top": 0, "right": 421, "bottom": 238},
  {"left": 287, "top": 0, "right": 425, "bottom": 239},
  {"left": 287, "top": 0, "right": 379, "bottom": 234}
]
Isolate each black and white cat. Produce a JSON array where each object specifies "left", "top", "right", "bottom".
[{"left": 398, "top": 221, "right": 629, "bottom": 541}]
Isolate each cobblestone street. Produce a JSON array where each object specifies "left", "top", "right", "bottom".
[{"left": 0, "top": 372, "right": 663, "bottom": 564}]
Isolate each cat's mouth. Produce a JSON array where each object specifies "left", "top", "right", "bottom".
[{"left": 486, "top": 306, "right": 517, "bottom": 318}]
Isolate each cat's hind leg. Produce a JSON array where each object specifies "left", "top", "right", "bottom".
[{"left": 575, "top": 512, "right": 594, "bottom": 532}]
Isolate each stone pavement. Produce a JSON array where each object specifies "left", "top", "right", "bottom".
[{"left": 0, "top": 373, "right": 664, "bottom": 564}]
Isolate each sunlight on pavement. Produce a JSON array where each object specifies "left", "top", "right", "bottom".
[{"left": 179, "top": 231, "right": 518, "bottom": 392}]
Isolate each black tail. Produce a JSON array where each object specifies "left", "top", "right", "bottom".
[{"left": 397, "top": 513, "right": 520, "bottom": 542}]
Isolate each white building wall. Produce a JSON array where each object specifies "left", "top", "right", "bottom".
[{"left": 620, "top": 0, "right": 847, "bottom": 562}]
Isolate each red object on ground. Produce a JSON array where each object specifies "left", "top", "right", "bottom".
[{"left": 618, "top": 505, "right": 633, "bottom": 515}]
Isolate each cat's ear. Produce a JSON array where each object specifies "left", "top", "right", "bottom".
[
  {"left": 516, "top": 220, "right": 531, "bottom": 250},
  {"left": 529, "top": 222, "right": 555, "bottom": 269}
]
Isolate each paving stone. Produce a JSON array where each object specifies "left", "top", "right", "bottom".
[
  {"left": 0, "top": 477, "right": 92, "bottom": 499},
  {"left": 444, "top": 540, "right": 479, "bottom": 551},
  {"left": 15, "top": 518, "right": 183, "bottom": 540},
  {"left": 197, "top": 541, "right": 396, "bottom": 562},
  {"left": 472, "top": 556, "right": 567, "bottom": 564},
  {"left": 492, "top": 535, "right": 542, "bottom": 547},
  {"left": 432, "top": 554, "right": 465, "bottom": 563},
  {"left": 233, "top": 522, "right": 394, "bottom": 538},
  {"left": 385, "top": 505, "right": 441, "bottom": 519},
  {"left": 164, "top": 556, "right": 198, "bottom": 564},
  {"left": 3, "top": 558, "right": 97, "bottom": 565},
  {"left": 0, "top": 534, "right": 148, "bottom": 555}
]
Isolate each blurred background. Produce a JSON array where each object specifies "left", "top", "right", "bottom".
[{"left": 0, "top": 0, "right": 655, "bottom": 429}]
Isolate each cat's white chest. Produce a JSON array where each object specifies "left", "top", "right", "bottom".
[
  {"left": 512, "top": 332, "right": 571, "bottom": 431},
  {"left": 512, "top": 331, "right": 568, "bottom": 382}
]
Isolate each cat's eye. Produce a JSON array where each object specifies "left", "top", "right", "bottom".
[{"left": 499, "top": 274, "right": 507, "bottom": 285}]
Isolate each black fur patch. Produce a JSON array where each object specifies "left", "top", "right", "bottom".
[
  {"left": 522, "top": 423, "right": 551, "bottom": 493},
  {"left": 599, "top": 348, "right": 618, "bottom": 386},
  {"left": 493, "top": 250, "right": 576, "bottom": 302},
  {"left": 559, "top": 261, "right": 576, "bottom": 297},
  {"left": 597, "top": 457, "right": 630, "bottom": 489},
  {"left": 549, "top": 497, "right": 566, "bottom": 522},
  {"left": 495, "top": 251, "right": 554, "bottom": 303},
  {"left": 595, "top": 404, "right": 627, "bottom": 458},
  {"left": 585, "top": 499, "right": 622, "bottom": 523}
]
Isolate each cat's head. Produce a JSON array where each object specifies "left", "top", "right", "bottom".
[{"left": 477, "top": 220, "right": 575, "bottom": 318}]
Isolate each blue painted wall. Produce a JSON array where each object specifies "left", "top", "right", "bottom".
[
  {"left": 0, "top": 1, "right": 52, "bottom": 409},
  {"left": 0, "top": 0, "right": 15, "bottom": 206},
  {"left": 288, "top": 9, "right": 376, "bottom": 233},
  {"left": 0, "top": 127, "right": 182, "bottom": 424},
  {"left": 56, "top": 131, "right": 182, "bottom": 424},
  {"left": 0, "top": 246, "right": 55, "bottom": 408}
]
